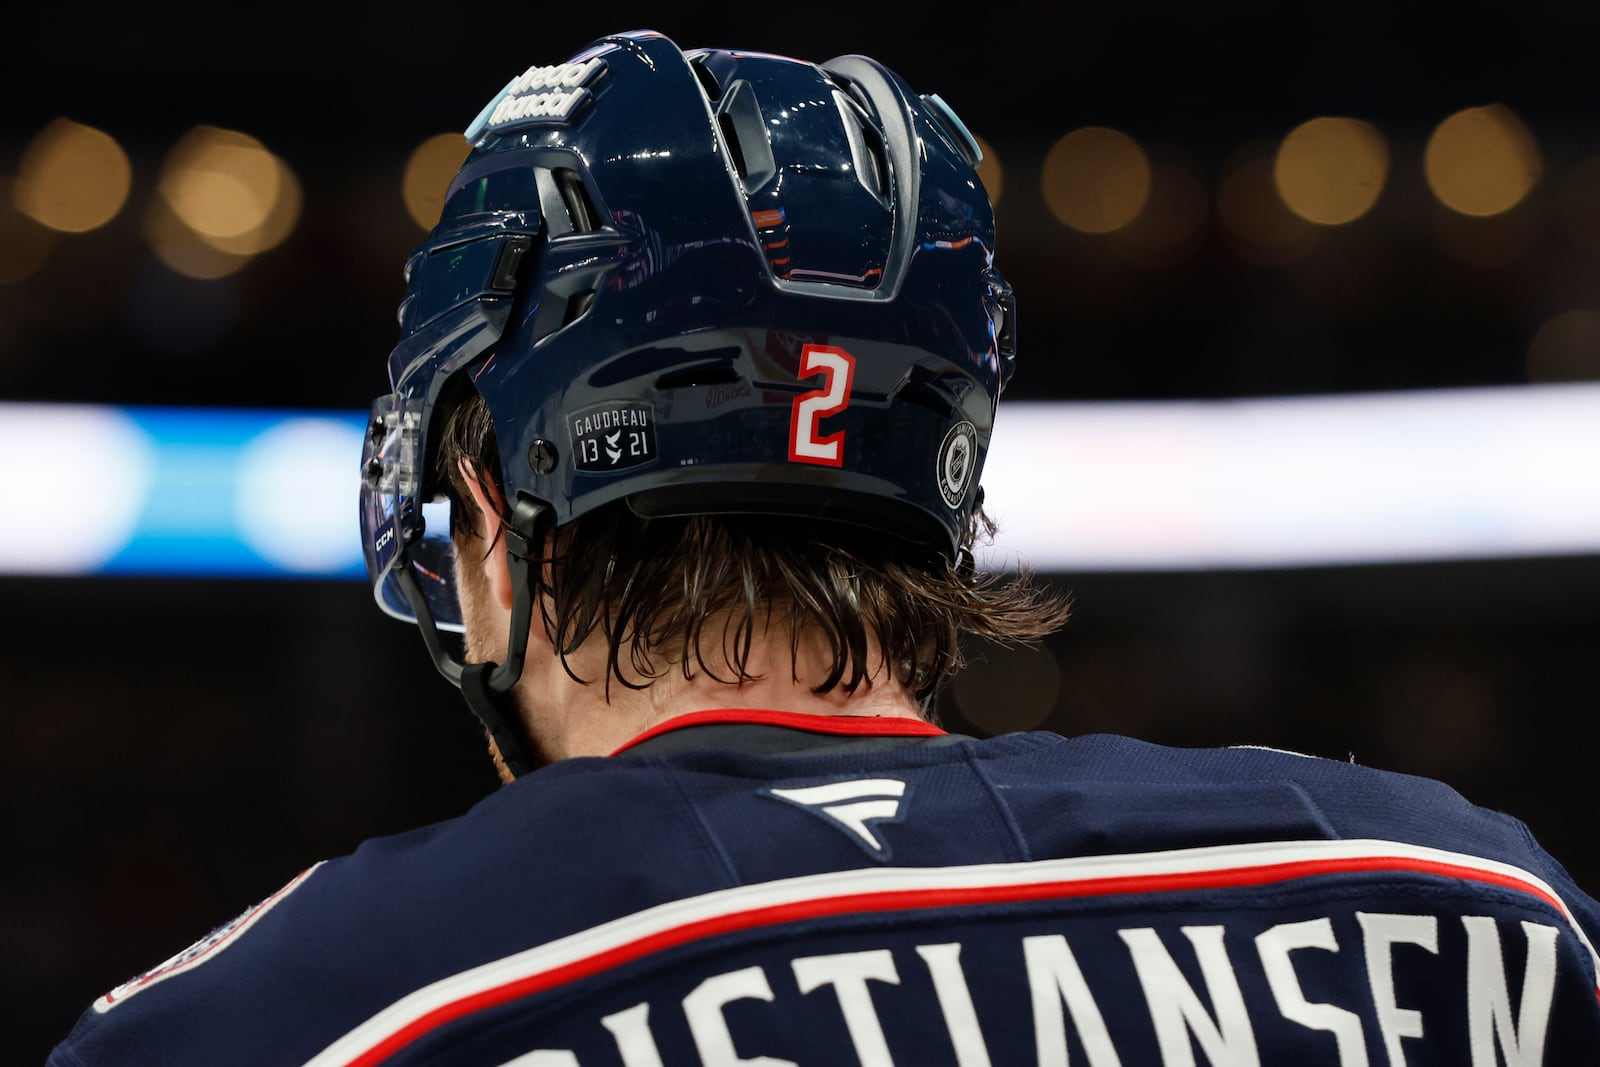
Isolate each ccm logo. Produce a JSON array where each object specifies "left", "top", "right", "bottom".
[{"left": 787, "top": 344, "right": 856, "bottom": 467}]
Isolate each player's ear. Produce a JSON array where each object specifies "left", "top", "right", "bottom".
[{"left": 457, "top": 459, "right": 515, "bottom": 611}]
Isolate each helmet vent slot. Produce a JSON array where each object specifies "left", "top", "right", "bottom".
[
  {"left": 556, "top": 169, "right": 599, "bottom": 232},
  {"left": 655, "top": 359, "right": 741, "bottom": 390},
  {"left": 900, "top": 375, "right": 961, "bottom": 418},
  {"left": 529, "top": 284, "right": 596, "bottom": 345},
  {"left": 690, "top": 55, "right": 724, "bottom": 101},
  {"left": 565, "top": 290, "right": 595, "bottom": 328},
  {"left": 828, "top": 74, "right": 876, "bottom": 120},
  {"left": 716, "top": 80, "right": 777, "bottom": 191},
  {"left": 836, "top": 93, "right": 888, "bottom": 204},
  {"left": 718, "top": 113, "right": 750, "bottom": 182}
]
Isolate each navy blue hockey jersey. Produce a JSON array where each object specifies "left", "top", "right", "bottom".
[{"left": 50, "top": 709, "right": 1600, "bottom": 1065}]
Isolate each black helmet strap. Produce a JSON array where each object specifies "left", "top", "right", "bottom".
[{"left": 398, "top": 497, "right": 547, "bottom": 779}]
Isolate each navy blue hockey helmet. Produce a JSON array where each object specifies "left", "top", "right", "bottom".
[{"left": 360, "top": 28, "right": 1017, "bottom": 634}]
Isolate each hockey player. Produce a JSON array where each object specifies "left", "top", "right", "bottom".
[{"left": 51, "top": 28, "right": 1600, "bottom": 1065}]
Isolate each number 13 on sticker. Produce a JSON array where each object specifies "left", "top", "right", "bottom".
[{"left": 787, "top": 344, "right": 856, "bottom": 467}]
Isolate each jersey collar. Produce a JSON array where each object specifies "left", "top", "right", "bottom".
[{"left": 610, "top": 708, "right": 947, "bottom": 757}]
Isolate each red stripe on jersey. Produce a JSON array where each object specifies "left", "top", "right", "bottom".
[
  {"left": 610, "top": 708, "right": 945, "bottom": 755},
  {"left": 320, "top": 846, "right": 1593, "bottom": 1066}
]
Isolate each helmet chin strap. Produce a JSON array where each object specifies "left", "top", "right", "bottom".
[{"left": 398, "top": 497, "right": 548, "bottom": 780}]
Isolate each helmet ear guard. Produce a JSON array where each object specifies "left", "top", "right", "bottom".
[{"left": 363, "top": 30, "right": 1016, "bottom": 775}]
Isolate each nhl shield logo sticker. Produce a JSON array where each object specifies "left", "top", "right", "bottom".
[
  {"left": 937, "top": 421, "right": 977, "bottom": 508},
  {"left": 569, "top": 401, "right": 657, "bottom": 475}
]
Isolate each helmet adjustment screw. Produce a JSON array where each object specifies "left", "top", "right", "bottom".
[
  {"left": 363, "top": 459, "right": 384, "bottom": 488},
  {"left": 527, "top": 439, "right": 558, "bottom": 475}
]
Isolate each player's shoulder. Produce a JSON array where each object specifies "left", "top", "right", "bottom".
[
  {"left": 973, "top": 728, "right": 1544, "bottom": 857},
  {"left": 51, "top": 757, "right": 739, "bottom": 1065},
  {"left": 989, "top": 727, "right": 1468, "bottom": 795},
  {"left": 50, "top": 859, "right": 340, "bottom": 1064}
]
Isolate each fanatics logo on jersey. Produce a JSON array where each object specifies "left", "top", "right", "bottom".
[
  {"left": 764, "top": 778, "right": 909, "bottom": 859},
  {"left": 569, "top": 402, "right": 657, "bottom": 475}
]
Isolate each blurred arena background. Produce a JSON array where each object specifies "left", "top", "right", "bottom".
[{"left": 4, "top": 3, "right": 1599, "bottom": 1061}]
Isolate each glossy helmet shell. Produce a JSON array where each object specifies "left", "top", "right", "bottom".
[{"left": 366, "top": 28, "right": 1014, "bottom": 625}]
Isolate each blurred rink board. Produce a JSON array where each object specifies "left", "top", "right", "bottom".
[
  {"left": 1, "top": 383, "right": 1598, "bottom": 578},
  {"left": 981, "top": 383, "right": 1600, "bottom": 571},
  {"left": 1, "top": 405, "right": 370, "bottom": 578}
]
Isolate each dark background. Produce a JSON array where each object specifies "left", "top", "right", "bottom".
[{"left": 4, "top": 3, "right": 1598, "bottom": 1062}]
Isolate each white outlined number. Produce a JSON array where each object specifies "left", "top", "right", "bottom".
[{"left": 787, "top": 344, "right": 856, "bottom": 467}]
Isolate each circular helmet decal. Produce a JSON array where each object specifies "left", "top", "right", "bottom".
[{"left": 937, "top": 421, "right": 977, "bottom": 509}]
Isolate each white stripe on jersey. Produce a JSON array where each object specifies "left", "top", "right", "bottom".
[{"left": 303, "top": 839, "right": 1600, "bottom": 1067}]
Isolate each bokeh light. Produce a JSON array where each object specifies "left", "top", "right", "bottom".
[
  {"left": 147, "top": 126, "right": 301, "bottom": 276},
  {"left": 1424, "top": 104, "right": 1541, "bottom": 217},
  {"left": 1526, "top": 309, "right": 1600, "bottom": 382},
  {"left": 0, "top": 178, "right": 56, "bottom": 285},
  {"left": 1273, "top": 116, "right": 1389, "bottom": 225},
  {"left": 158, "top": 126, "right": 287, "bottom": 248},
  {"left": 144, "top": 198, "right": 253, "bottom": 280},
  {"left": 975, "top": 134, "right": 1003, "bottom": 206},
  {"left": 1041, "top": 126, "right": 1152, "bottom": 234},
  {"left": 235, "top": 418, "right": 368, "bottom": 573},
  {"left": 1109, "top": 150, "right": 1210, "bottom": 267},
  {"left": 1217, "top": 144, "right": 1318, "bottom": 265},
  {"left": 202, "top": 157, "right": 302, "bottom": 257},
  {"left": 0, "top": 406, "right": 155, "bottom": 572},
  {"left": 403, "top": 133, "right": 471, "bottom": 230},
  {"left": 14, "top": 118, "right": 132, "bottom": 233}
]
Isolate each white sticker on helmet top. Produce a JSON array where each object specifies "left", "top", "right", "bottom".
[{"left": 465, "top": 58, "right": 608, "bottom": 142}]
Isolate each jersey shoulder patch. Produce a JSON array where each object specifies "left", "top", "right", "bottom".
[{"left": 94, "top": 862, "right": 322, "bottom": 1012}]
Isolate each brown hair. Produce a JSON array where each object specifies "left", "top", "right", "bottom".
[{"left": 438, "top": 387, "right": 1071, "bottom": 709}]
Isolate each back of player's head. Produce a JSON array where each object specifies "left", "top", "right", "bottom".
[{"left": 360, "top": 28, "right": 1016, "bottom": 634}]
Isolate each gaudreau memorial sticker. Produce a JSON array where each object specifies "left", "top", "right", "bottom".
[{"left": 569, "top": 401, "right": 657, "bottom": 475}]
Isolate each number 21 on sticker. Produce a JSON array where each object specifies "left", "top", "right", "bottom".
[{"left": 788, "top": 344, "right": 856, "bottom": 467}]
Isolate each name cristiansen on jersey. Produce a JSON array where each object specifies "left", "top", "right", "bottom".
[
  {"left": 314, "top": 905, "right": 1564, "bottom": 1066},
  {"left": 512, "top": 912, "right": 1558, "bottom": 1066}
]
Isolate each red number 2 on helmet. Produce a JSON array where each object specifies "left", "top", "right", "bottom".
[{"left": 787, "top": 344, "right": 857, "bottom": 467}]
